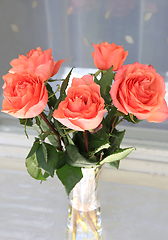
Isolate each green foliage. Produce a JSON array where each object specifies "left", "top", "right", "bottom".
[
  {"left": 66, "top": 144, "right": 99, "bottom": 167},
  {"left": 98, "top": 67, "right": 114, "bottom": 94},
  {"left": 19, "top": 118, "right": 33, "bottom": 126},
  {"left": 25, "top": 140, "right": 66, "bottom": 181},
  {"left": 104, "top": 106, "right": 117, "bottom": 129},
  {"left": 26, "top": 155, "right": 47, "bottom": 181},
  {"left": 19, "top": 118, "right": 33, "bottom": 138},
  {"left": 25, "top": 140, "right": 47, "bottom": 181},
  {"left": 53, "top": 120, "right": 69, "bottom": 146},
  {"left": 36, "top": 143, "right": 55, "bottom": 177},
  {"left": 73, "top": 130, "right": 109, "bottom": 155},
  {"left": 54, "top": 68, "right": 74, "bottom": 109},
  {"left": 56, "top": 164, "right": 83, "bottom": 196},
  {"left": 124, "top": 113, "right": 143, "bottom": 124},
  {"left": 109, "top": 129, "right": 126, "bottom": 153},
  {"left": 108, "top": 161, "right": 120, "bottom": 169},
  {"left": 19, "top": 66, "right": 138, "bottom": 195},
  {"left": 45, "top": 83, "right": 57, "bottom": 108},
  {"left": 100, "top": 147, "right": 135, "bottom": 165},
  {"left": 33, "top": 114, "right": 59, "bottom": 148},
  {"left": 94, "top": 67, "right": 114, "bottom": 105}
]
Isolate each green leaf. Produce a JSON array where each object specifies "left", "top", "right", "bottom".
[
  {"left": 73, "top": 131, "right": 85, "bottom": 153},
  {"left": 100, "top": 147, "right": 135, "bottom": 165},
  {"left": 104, "top": 106, "right": 117, "bottom": 130},
  {"left": 92, "top": 120, "right": 108, "bottom": 140},
  {"left": 66, "top": 131, "right": 75, "bottom": 145},
  {"left": 110, "top": 129, "right": 125, "bottom": 146},
  {"left": 66, "top": 144, "right": 98, "bottom": 167},
  {"left": 36, "top": 143, "right": 58, "bottom": 177},
  {"left": 53, "top": 120, "right": 69, "bottom": 146},
  {"left": 19, "top": 118, "right": 33, "bottom": 126},
  {"left": 26, "top": 140, "right": 66, "bottom": 180},
  {"left": 35, "top": 114, "right": 59, "bottom": 148},
  {"left": 47, "top": 134, "right": 59, "bottom": 148},
  {"left": 124, "top": 113, "right": 143, "bottom": 124},
  {"left": 54, "top": 68, "right": 74, "bottom": 109},
  {"left": 108, "top": 161, "right": 120, "bottom": 169},
  {"left": 38, "top": 114, "right": 49, "bottom": 132},
  {"left": 60, "top": 68, "right": 73, "bottom": 97},
  {"left": 44, "top": 142, "right": 63, "bottom": 170},
  {"left": 104, "top": 129, "right": 125, "bottom": 156},
  {"left": 56, "top": 164, "right": 83, "bottom": 196},
  {"left": 26, "top": 142, "right": 47, "bottom": 181},
  {"left": 56, "top": 151, "right": 67, "bottom": 169},
  {"left": 93, "top": 143, "right": 110, "bottom": 154},
  {"left": 95, "top": 67, "right": 114, "bottom": 105},
  {"left": 26, "top": 139, "right": 40, "bottom": 159},
  {"left": 45, "top": 82, "right": 57, "bottom": 108},
  {"left": 43, "top": 172, "right": 50, "bottom": 178},
  {"left": 73, "top": 129, "right": 109, "bottom": 158},
  {"left": 25, "top": 155, "right": 46, "bottom": 181}
]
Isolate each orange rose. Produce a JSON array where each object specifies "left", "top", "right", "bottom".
[
  {"left": 110, "top": 62, "right": 168, "bottom": 123},
  {"left": 9, "top": 47, "right": 65, "bottom": 81},
  {"left": 92, "top": 42, "right": 128, "bottom": 71},
  {"left": 53, "top": 75, "right": 107, "bottom": 131},
  {"left": 2, "top": 71, "right": 48, "bottom": 118}
]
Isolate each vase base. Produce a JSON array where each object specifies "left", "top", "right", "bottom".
[
  {"left": 67, "top": 230, "right": 103, "bottom": 240},
  {"left": 67, "top": 205, "right": 102, "bottom": 240}
]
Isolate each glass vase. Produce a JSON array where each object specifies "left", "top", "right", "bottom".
[{"left": 66, "top": 166, "right": 103, "bottom": 240}]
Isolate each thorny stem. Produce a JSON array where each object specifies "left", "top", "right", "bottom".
[
  {"left": 110, "top": 116, "right": 117, "bottom": 133},
  {"left": 39, "top": 112, "right": 62, "bottom": 151},
  {"left": 83, "top": 130, "right": 89, "bottom": 153},
  {"left": 113, "top": 117, "right": 125, "bottom": 129}
]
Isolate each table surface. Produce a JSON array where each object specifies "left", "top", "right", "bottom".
[{"left": 1, "top": 168, "right": 168, "bottom": 240}]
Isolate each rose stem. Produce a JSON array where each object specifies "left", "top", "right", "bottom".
[
  {"left": 114, "top": 117, "right": 125, "bottom": 128},
  {"left": 94, "top": 69, "right": 101, "bottom": 77},
  {"left": 39, "top": 112, "right": 62, "bottom": 151},
  {"left": 83, "top": 130, "right": 89, "bottom": 153},
  {"left": 110, "top": 115, "right": 117, "bottom": 133}
]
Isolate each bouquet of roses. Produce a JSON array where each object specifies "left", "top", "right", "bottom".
[{"left": 1, "top": 42, "right": 168, "bottom": 196}]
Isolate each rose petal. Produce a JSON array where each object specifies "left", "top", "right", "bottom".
[
  {"left": 70, "top": 109, "right": 107, "bottom": 131},
  {"left": 52, "top": 59, "right": 66, "bottom": 77},
  {"left": 92, "top": 43, "right": 107, "bottom": 69},
  {"left": 36, "top": 61, "right": 53, "bottom": 81},
  {"left": 8, "top": 47, "right": 65, "bottom": 81},
  {"left": 110, "top": 62, "right": 168, "bottom": 122},
  {"left": 92, "top": 42, "right": 128, "bottom": 70},
  {"left": 55, "top": 117, "right": 84, "bottom": 131},
  {"left": 53, "top": 74, "right": 106, "bottom": 131},
  {"left": 146, "top": 100, "right": 168, "bottom": 123},
  {"left": 1, "top": 72, "right": 48, "bottom": 119}
]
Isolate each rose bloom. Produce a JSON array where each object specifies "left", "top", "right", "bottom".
[
  {"left": 110, "top": 62, "right": 168, "bottom": 123},
  {"left": 53, "top": 75, "right": 107, "bottom": 131},
  {"left": 9, "top": 47, "right": 65, "bottom": 81},
  {"left": 92, "top": 41, "right": 128, "bottom": 71},
  {"left": 2, "top": 71, "right": 48, "bottom": 119}
]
